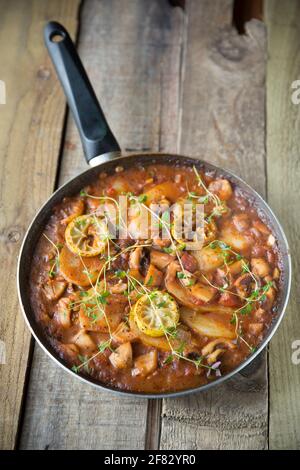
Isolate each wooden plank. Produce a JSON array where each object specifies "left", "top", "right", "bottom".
[
  {"left": 266, "top": 0, "right": 300, "bottom": 450},
  {"left": 19, "top": 0, "right": 184, "bottom": 450},
  {"left": 0, "top": 0, "right": 80, "bottom": 450},
  {"left": 160, "top": 0, "right": 269, "bottom": 450}
]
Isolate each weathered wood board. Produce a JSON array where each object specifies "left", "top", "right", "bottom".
[
  {"left": 160, "top": 0, "right": 269, "bottom": 450},
  {"left": 266, "top": 0, "right": 300, "bottom": 450},
  {"left": 19, "top": 0, "right": 184, "bottom": 450},
  {"left": 0, "top": 0, "right": 80, "bottom": 450},
  {"left": 4, "top": 0, "right": 297, "bottom": 450}
]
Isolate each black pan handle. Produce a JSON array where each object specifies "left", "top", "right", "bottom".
[{"left": 44, "top": 21, "right": 121, "bottom": 166}]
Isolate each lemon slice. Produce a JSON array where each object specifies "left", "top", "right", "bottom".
[
  {"left": 65, "top": 215, "right": 109, "bottom": 257},
  {"left": 133, "top": 291, "right": 179, "bottom": 337}
]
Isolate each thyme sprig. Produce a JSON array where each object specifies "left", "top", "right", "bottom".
[
  {"left": 192, "top": 166, "right": 227, "bottom": 222},
  {"left": 43, "top": 233, "right": 62, "bottom": 278},
  {"left": 72, "top": 339, "right": 114, "bottom": 374}
]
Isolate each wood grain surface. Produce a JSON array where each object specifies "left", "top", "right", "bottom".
[
  {"left": 266, "top": 0, "right": 300, "bottom": 450},
  {"left": 160, "top": 0, "right": 269, "bottom": 450},
  {"left": 0, "top": 0, "right": 80, "bottom": 450},
  {"left": 1, "top": 0, "right": 298, "bottom": 450}
]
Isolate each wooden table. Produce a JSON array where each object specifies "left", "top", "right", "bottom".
[{"left": 0, "top": 0, "right": 299, "bottom": 450}]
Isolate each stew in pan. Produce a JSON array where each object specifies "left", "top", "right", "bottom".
[{"left": 30, "top": 163, "right": 282, "bottom": 393}]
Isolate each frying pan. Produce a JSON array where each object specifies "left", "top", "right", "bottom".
[{"left": 17, "top": 22, "right": 291, "bottom": 398}]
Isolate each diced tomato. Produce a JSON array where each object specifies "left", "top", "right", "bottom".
[{"left": 107, "top": 186, "right": 117, "bottom": 197}]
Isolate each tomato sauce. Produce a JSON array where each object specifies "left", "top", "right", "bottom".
[{"left": 30, "top": 164, "right": 282, "bottom": 393}]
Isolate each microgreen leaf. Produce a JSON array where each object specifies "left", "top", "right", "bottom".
[
  {"left": 115, "top": 269, "right": 126, "bottom": 279},
  {"left": 198, "top": 195, "right": 209, "bottom": 204},
  {"left": 98, "top": 340, "right": 112, "bottom": 353},
  {"left": 164, "top": 354, "right": 174, "bottom": 365},
  {"left": 239, "top": 303, "right": 253, "bottom": 315},
  {"left": 146, "top": 275, "right": 153, "bottom": 286},
  {"left": 138, "top": 194, "right": 147, "bottom": 203},
  {"left": 97, "top": 291, "right": 110, "bottom": 304},
  {"left": 177, "top": 272, "right": 185, "bottom": 279}
]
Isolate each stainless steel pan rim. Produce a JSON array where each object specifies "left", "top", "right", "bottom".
[{"left": 17, "top": 152, "right": 292, "bottom": 399}]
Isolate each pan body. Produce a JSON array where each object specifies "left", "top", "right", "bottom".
[{"left": 17, "top": 153, "right": 291, "bottom": 398}]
